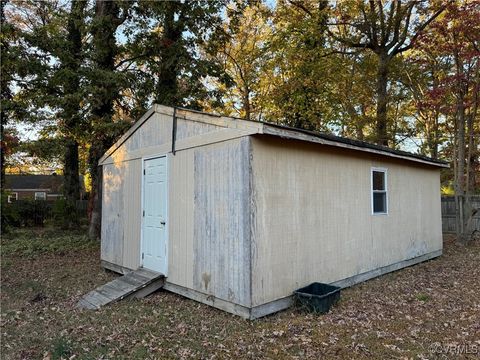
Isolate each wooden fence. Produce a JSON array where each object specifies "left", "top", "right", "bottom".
[{"left": 441, "top": 196, "right": 480, "bottom": 233}]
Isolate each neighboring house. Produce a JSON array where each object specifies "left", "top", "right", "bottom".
[
  {"left": 99, "top": 104, "right": 447, "bottom": 319},
  {"left": 4, "top": 174, "right": 65, "bottom": 202}
]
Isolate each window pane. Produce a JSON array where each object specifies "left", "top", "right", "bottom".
[
  {"left": 35, "top": 192, "right": 46, "bottom": 200},
  {"left": 373, "top": 192, "right": 386, "bottom": 213},
  {"left": 372, "top": 171, "right": 385, "bottom": 190}
]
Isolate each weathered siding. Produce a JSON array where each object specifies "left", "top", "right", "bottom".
[
  {"left": 122, "top": 160, "right": 142, "bottom": 269},
  {"left": 441, "top": 196, "right": 480, "bottom": 233},
  {"left": 250, "top": 136, "right": 442, "bottom": 307},
  {"left": 192, "top": 137, "right": 251, "bottom": 307},
  {"left": 101, "top": 109, "right": 253, "bottom": 308},
  {"left": 101, "top": 159, "right": 142, "bottom": 269},
  {"left": 123, "top": 112, "right": 224, "bottom": 153},
  {"left": 167, "top": 150, "right": 195, "bottom": 288},
  {"left": 101, "top": 111, "right": 225, "bottom": 271}
]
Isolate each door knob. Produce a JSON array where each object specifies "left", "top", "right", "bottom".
[{"left": 161, "top": 221, "right": 166, "bottom": 225}]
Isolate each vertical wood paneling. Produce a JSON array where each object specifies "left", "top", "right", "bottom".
[
  {"left": 122, "top": 159, "right": 142, "bottom": 269},
  {"left": 121, "top": 113, "right": 221, "bottom": 154},
  {"left": 441, "top": 196, "right": 480, "bottom": 233},
  {"left": 102, "top": 111, "right": 224, "bottom": 272},
  {"left": 167, "top": 150, "right": 194, "bottom": 288},
  {"left": 126, "top": 113, "right": 172, "bottom": 152},
  {"left": 176, "top": 118, "right": 222, "bottom": 140},
  {"left": 251, "top": 137, "right": 443, "bottom": 307},
  {"left": 101, "top": 163, "right": 125, "bottom": 265},
  {"left": 192, "top": 137, "right": 251, "bottom": 307},
  {"left": 101, "top": 159, "right": 141, "bottom": 269}
]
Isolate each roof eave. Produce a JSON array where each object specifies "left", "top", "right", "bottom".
[{"left": 261, "top": 124, "right": 449, "bottom": 169}]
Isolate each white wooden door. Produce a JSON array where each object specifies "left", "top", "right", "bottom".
[{"left": 142, "top": 156, "right": 167, "bottom": 274}]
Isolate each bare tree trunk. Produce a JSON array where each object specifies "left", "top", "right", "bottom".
[
  {"left": 376, "top": 52, "right": 389, "bottom": 146},
  {"left": 0, "top": 0, "right": 11, "bottom": 190},
  {"left": 431, "top": 70, "right": 440, "bottom": 159},
  {"left": 64, "top": 139, "right": 80, "bottom": 201},
  {"left": 243, "top": 87, "right": 251, "bottom": 121},
  {"left": 88, "top": 147, "right": 103, "bottom": 240},
  {"left": 432, "top": 111, "right": 439, "bottom": 159},
  {"left": 62, "top": 0, "right": 86, "bottom": 206},
  {"left": 87, "top": 0, "right": 128, "bottom": 239},
  {"left": 463, "top": 63, "right": 479, "bottom": 242},
  {"left": 455, "top": 89, "right": 466, "bottom": 243},
  {"left": 155, "top": 1, "right": 181, "bottom": 107},
  {"left": 0, "top": 93, "right": 7, "bottom": 191}
]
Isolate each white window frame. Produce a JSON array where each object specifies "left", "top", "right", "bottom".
[
  {"left": 34, "top": 192, "right": 47, "bottom": 201},
  {"left": 371, "top": 167, "right": 388, "bottom": 215},
  {"left": 7, "top": 192, "right": 18, "bottom": 203}
]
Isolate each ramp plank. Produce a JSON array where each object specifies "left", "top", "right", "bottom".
[{"left": 77, "top": 268, "right": 165, "bottom": 310}]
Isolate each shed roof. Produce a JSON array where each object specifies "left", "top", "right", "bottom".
[
  {"left": 100, "top": 104, "right": 448, "bottom": 168},
  {"left": 5, "top": 174, "right": 64, "bottom": 192}
]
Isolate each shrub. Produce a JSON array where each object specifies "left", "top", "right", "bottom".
[
  {"left": 52, "top": 198, "right": 79, "bottom": 229},
  {"left": 3, "top": 199, "right": 52, "bottom": 227},
  {"left": 1, "top": 191, "right": 21, "bottom": 231}
]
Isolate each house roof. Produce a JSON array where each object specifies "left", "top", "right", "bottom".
[
  {"left": 100, "top": 104, "right": 448, "bottom": 168},
  {"left": 5, "top": 174, "right": 64, "bottom": 193}
]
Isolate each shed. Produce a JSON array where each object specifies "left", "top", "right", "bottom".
[{"left": 99, "top": 104, "right": 447, "bottom": 319}]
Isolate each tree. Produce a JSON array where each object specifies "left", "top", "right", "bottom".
[
  {"left": 264, "top": 0, "right": 334, "bottom": 130},
  {"left": 60, "top": 0, "right": 87, "bottom": 204},
  {"left": 210, "top": 2, "right": 273, "bottom": 120},
  {"left": 4, "top": 0, "right": 87, "bottom": 207},
  {"left": 6, "top": 136, "right": 62, "bottom": 174},
  {"left": 123, "top": 1, "right": 225, "bottom": 110},
  {"left": 0, "top": 0, "right": 14, "bottom": 189},
  {"left": 327, "top": 0, "right": 447, "bottom": 146},
  {"left": 87, "top": 0, "right": 130, "bottom": 239},
  {"left": 414, "top": 0, "right": 480, "bottom": 242},
  {"left": 0, "top": 0, "right": 20, "bottom": 190},
  {"left": 403, "top": 49, "right": 448, "bottom": 159}
]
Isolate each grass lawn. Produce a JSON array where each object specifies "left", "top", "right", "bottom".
[{"left": 1, "top": 228, "right": 479, "bottom": 359}]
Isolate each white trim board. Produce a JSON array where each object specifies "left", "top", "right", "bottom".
[
  {"left": 371, "top": 167, "right": 388, "bottom": 216},
  {"left": 101, "top": 128, "right": 256, "bottom": 165}
]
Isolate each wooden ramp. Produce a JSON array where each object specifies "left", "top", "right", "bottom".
[{"left": 77, "top": 268, "right": 165, "bottom": 310}]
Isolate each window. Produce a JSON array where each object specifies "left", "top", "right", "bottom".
[
  {"left": 35, "top": 192, "right": 46, "bottom": 201},
  {"left": 7, "top": 192, "right": 18, "bottom": 203},
  {"left": 371, "top": 168, "right": 387, "bottom": 214}
]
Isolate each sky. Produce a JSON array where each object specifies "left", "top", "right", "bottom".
[{"left": 10, "top": 0, "right": 422, "bottom": 156}]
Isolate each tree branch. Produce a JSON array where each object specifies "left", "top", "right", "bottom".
[
  {"left": 327, "top": 28, "right": 371, "bottom": 50},
  {"left": 377, "top": 0, "right": 387, "bottom": 46},
  {"left": 389, "top": 2, "right": 415, "bottom": 55},
  {"left": 287, "top": 0, "right": 312, "bottom": 16},
  {"left": 393, "top": 4, "right": 448, "bottom": 54},
  {"left": 115, "top": 53, "right": 149, "bottom": 69},
  {"left": 368, "top": 0, "right": 379, "bottom": 48},
  {"left": 387, "top": 0, "right": 403, "bottom": 50},
  {"left": 384, "top": 0, "right": 396, "bottom": 45}
]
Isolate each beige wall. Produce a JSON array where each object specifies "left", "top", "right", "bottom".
[
  {"left": 101, "top": 159, "right": 142, "bottom": 269},
  {"left": 101, "top": 111, "right": 229, "bottom": 271},
  {"left": 102, "top": 112, "right": 443, "bottom": 311},
  {"left": 101, "top": 110, "right": 252, "bottom": 307},
  {"left": 190, "top": 137, "right": 251, "bottom": 306},
  {"left": 250, "top": 136, "right": 442, "bottom": 306}
]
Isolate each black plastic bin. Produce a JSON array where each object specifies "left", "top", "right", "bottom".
[{"left": 294, "top": 283, "right": 341, "bottom": 314}]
